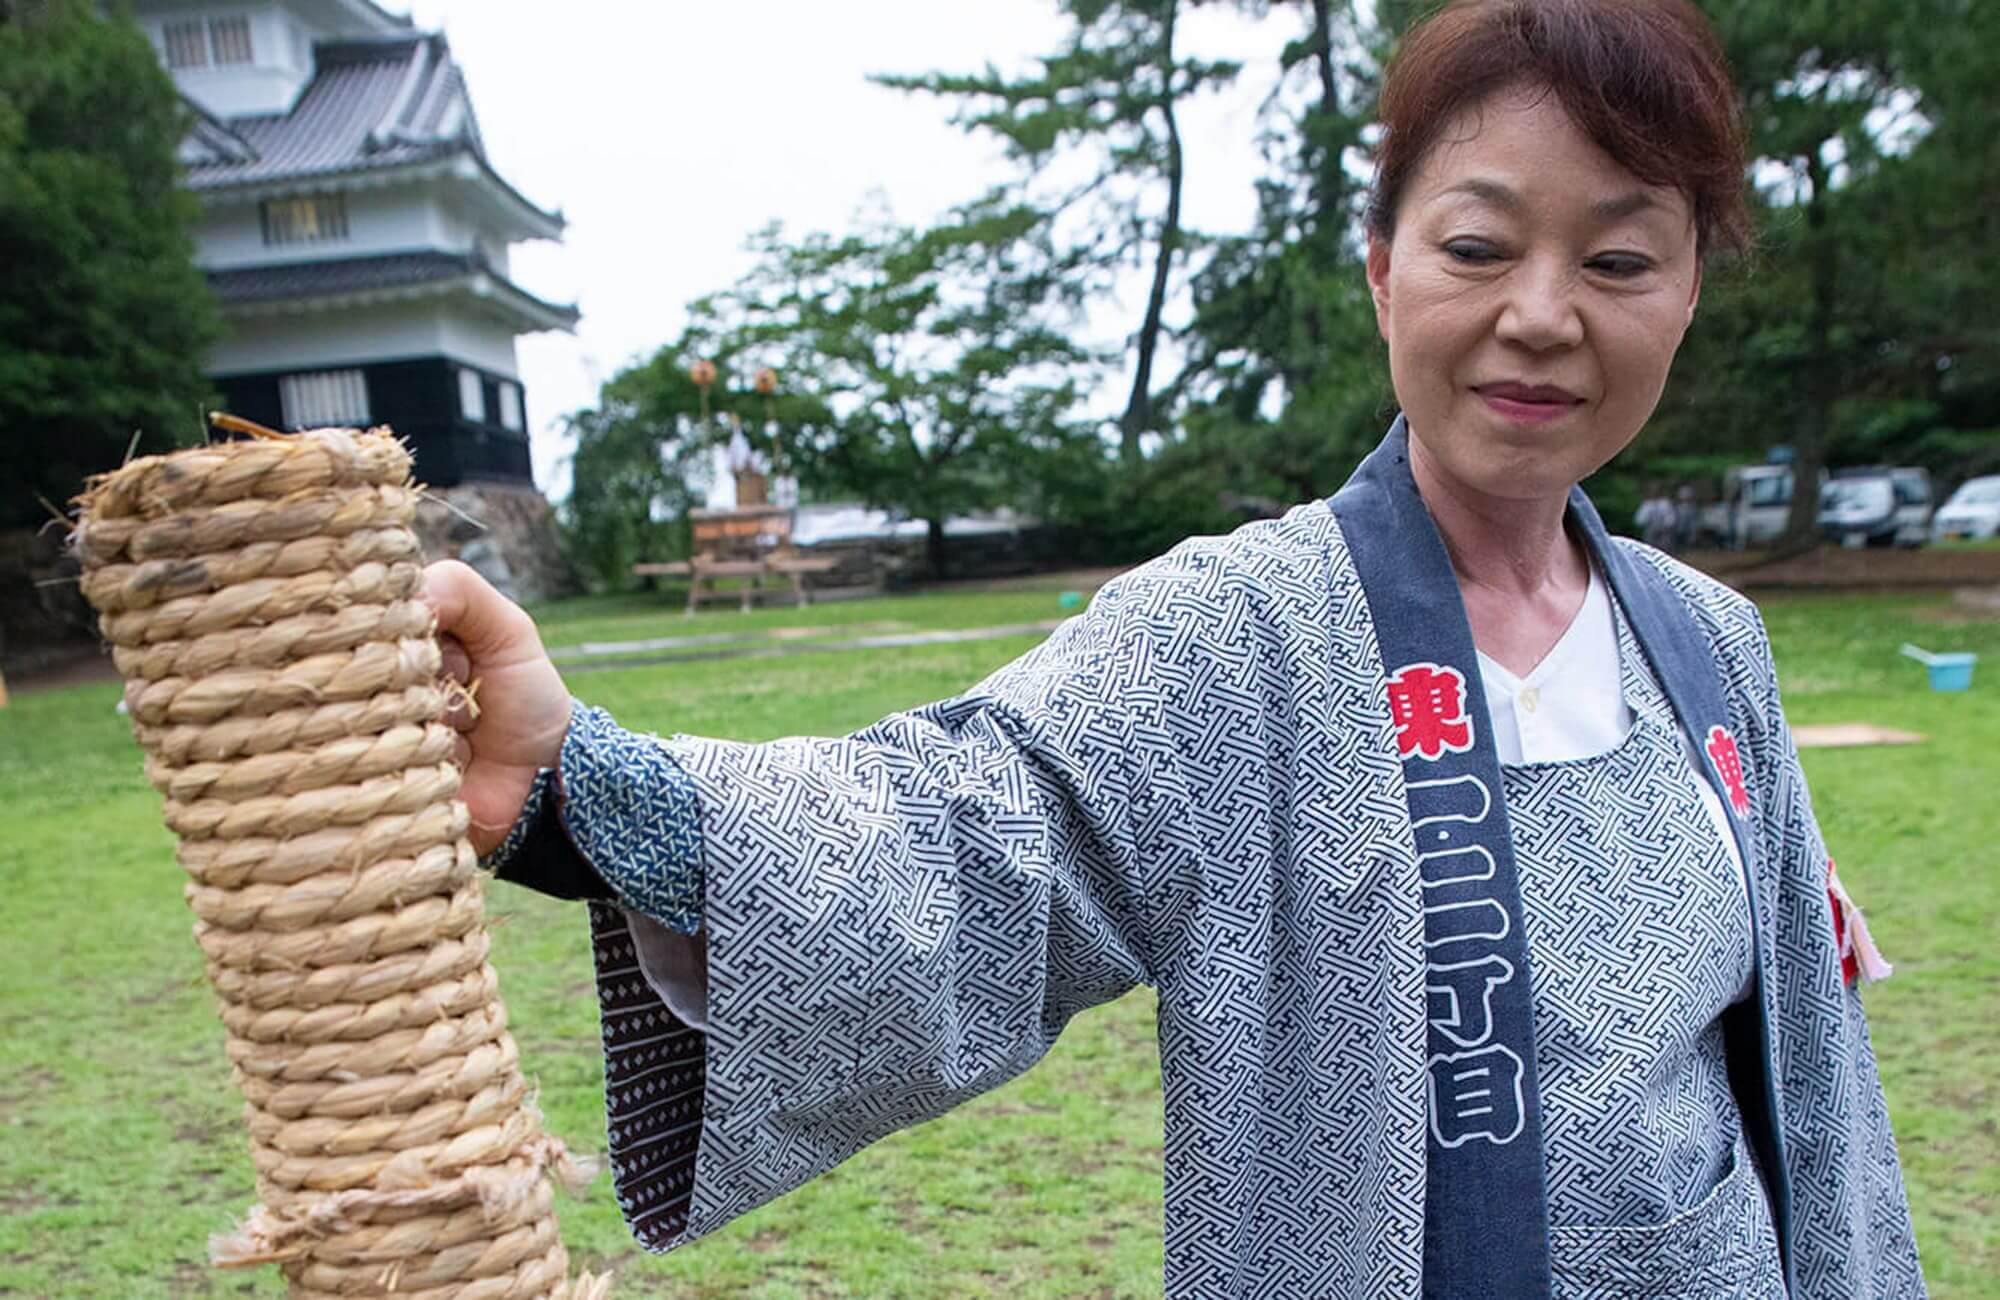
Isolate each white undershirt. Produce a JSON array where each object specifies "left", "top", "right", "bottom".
[
  {"left": 1475, "top": 563, "right": 1747, "bottom": 891},
  {"left": 1476, "top": 563, "right": 1632, "bottom": 765}
]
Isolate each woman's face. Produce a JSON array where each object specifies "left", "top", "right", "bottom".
[{"left": 1366, "top": 85, "right": 1702, "bottom": 509}]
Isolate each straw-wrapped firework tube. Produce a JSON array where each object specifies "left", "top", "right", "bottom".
[{"left": 75, "top": 424, "right": 610, "bottom": 1300}]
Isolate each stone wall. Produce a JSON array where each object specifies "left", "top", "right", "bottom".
[
  {"left": 0, "top": 525, "right": 97, "bottom": 679},
  {"left": 792, "top": 526, "right": 1047, "bottom": 593},
  {"left": 0, "top": 483, "right": 579, "bottom": 682},
  {"left": 411, "top": 483, "right": 580, "bottom": 605}
]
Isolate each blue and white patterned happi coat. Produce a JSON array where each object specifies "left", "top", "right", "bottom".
[{"left": 581, "top": 501, "right": 1924, "bottom": 1298}]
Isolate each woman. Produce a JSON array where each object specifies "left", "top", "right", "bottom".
[{"left": 426, "top": 1, "right": 1925, "bottom": 1294}]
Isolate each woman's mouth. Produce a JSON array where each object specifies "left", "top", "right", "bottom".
[{"left": 1475, "top": 382, "right": 1583, "bottom": 425}]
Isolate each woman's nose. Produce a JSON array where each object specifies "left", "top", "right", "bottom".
[{"left": 1495, "top": 259, "right": 1584, "bottom": 351}]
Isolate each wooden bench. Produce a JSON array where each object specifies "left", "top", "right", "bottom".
[{"left": 633, "top": 504, "right": 840, "bottom": 612}]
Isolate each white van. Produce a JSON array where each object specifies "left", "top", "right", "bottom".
[
  {"left": 1889, "top": 468, "right": 1935, "bottom": 545},
  {"left": 1716, "top": 465, "right": 1800, "bottom": 549},
  {"left": 1931, "top": 475, "right": 2000, "bottom": 542},
  {"left": 1816, "top": 467, "right": 1933, "bottom": 547}
]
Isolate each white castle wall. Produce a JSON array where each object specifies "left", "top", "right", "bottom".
[{"left": 207, "top": 301, "right": 521, "bottom": 378}]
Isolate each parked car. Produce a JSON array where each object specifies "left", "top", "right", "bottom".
[
  {"left": 1816, "top": 467, "right": 1933, "bottom": 547},
  {"left": 1930, "top": 474, "right": 2000, "bottom": 542},
  {"left": 1715, "top": 464, "right": 1807, "bottom": 549}
]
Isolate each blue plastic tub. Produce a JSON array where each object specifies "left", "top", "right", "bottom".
[{"left": 1924, "top": 652, "right": 1977, "bottom": 692}]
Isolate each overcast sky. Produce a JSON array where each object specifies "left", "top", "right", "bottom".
[{"left": 391, "top": 1, "right": 1294, "bottom": 501}]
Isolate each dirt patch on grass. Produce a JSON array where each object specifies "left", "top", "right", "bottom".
[
  {"left": 166, "top": 1259, "right": 211, "bottom": 1298},
  {"left": 1908, "top": 587, "right": 2000, "bottom": 624},
  {"left": 124, "top": 977, "right": 196, "bottom": 1008},
  {"left": 4, "top": 646, "right": 118, "bottom": 696},
  {"left": 939, "top": 550, "right": 2000, "bottom": 595},
  {"left": 1692, "top": 546, "right": 2000, "bottom": 590},
  {"left": 576, "top": 1248, "right": 637, "bottom": 1277},
  {"left": 977, "top": 1099, "right": 1061, "bottom": 1118},
  {"left": 0, "top": 1065, "right": 61, "bottom": 1119},
  {"left": 924, "top": 567, "right": 1132, "bottom": 595},
  {"left": 0, "top": 1190, "right": 48, "bottom": 1215},
  {"left": 160, "top": 1095, "right": 232, "bottom": 1147}
]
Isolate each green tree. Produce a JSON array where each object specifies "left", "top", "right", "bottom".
[
  {"left": 558, "top": 346, "right": 720, "bottom": 589},
  {"left": 1836, "top": 0, "right": 2000, "bottom": 481},
  {"left": 567, "top": 208, "right": 1101, "bottom": 584},
  {"left": 0, "top": 0, "right": 218, "bottom": 527},
  {"left": 880, "top": 0, "right": 1240, "bottom": 462},
  {"left": 1635, "top": 0, "right": 2000, "bottom": 533},
  {"left": 1714, "top": 0, "right": 1912, "bottom": 541},
  {"left": 1167, "top": 0, "right": 1390, "bottom": 507},
  {"left": 719, "top": 209, "right": 1099, "bottom": 578}
]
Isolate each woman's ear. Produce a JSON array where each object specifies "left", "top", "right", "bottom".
[
  {"left": 1366, "top": 235, "right": 1393, "bottom": 339},
  {"left": 1686, "top": 258, "right": 1703, "bottom": 326}
]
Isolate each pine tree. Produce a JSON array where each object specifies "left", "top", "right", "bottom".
[{"left": 879, "top": 0, "right": 1240, "bottom": 462}]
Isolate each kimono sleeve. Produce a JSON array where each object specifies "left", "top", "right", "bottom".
[
  {"left": 586, "top": 577, "right": 1201, "bottom": 1253},
  {"left": 1725, "top": 602, "right": 1928, "bottom": 1298}
]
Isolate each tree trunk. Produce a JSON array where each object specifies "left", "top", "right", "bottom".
[
  {"left": 1119, "top": 0, "right": 1184, "bottom": 463},
  {"left": 925, "top": 514, "right": 948, "bottom": 581},
  {"left": 1307, "top": 0, "right": 1344, "bottom": 230},
  {"left": 1292, "top": 0, "right": 1345, "bottom": 366},
  {"left": 1781, "top": 150, "right": 1838, "bottom": 549}
]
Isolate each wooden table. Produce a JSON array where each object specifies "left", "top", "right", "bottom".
[
  {"left": 632, "top": 553, "right": 840, "bottom": 613},
  {"left": 634, "top": 507, "right": 838, "bottom": 612}
]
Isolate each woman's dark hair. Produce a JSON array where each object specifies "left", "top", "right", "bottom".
[{"left": 1366, "top": 0, "right": 1751, "bottom": 256}]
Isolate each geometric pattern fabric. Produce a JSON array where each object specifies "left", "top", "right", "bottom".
[
  {"left": 1509, "top": 596, "right": 1765, "bottom": 1282},
  {"left": 1548, "top": 1138, "right": 1785, "bottom": 1298},
  {"left": 557, "top": 702, "right": 704, "bottom": 934},
  {"left": 1627, "top": 546, "right": 1926, "bottom": 1299},
  {"left": 535, "top": 498, "right": 1925, "bottom": 1297}
]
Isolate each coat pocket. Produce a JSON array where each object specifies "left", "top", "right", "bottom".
[{"left": 1548, "top": 1139, "right": 1786, "bottom": 1300}]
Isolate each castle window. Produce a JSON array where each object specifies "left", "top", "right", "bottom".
[
  {"left": 458, "top": 368, "right": 487, "bottom": 423},
  {"left": 280, "top": 370, "right": 370, "bottom": 429},
  {"left": 497, "top": 381, "right": 524, "bottom": 432},
  {"left": 261, "top": 194, "right": 348, "bottom": 245},
  {"left": 163, "top": 20, "right": 208, "bottom": 68},
  {"left": 209, "top": 16, "right": 254, "bottom": 65}
]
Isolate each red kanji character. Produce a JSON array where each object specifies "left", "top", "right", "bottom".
[
  {"left": 1388, "top": 663, "right": 1475, "bottom": 761},
  {"left": 1704, "top": 724, "right": 1751, "bottom": 817}
]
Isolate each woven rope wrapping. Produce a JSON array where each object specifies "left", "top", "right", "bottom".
[{"left": 76, "top": 427, "right": 610, "bottom": 1300}]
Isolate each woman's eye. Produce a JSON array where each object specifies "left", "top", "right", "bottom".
[
  {"left": 1587, "top": 252, "right": 1654, "bottom": 277},
  {"left": 1443, "top": 239, "right": 1503, "bottom": 264}
]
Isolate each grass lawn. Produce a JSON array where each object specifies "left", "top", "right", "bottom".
[
  {"left": 524, "top": 581, "right": 1097, "bottom": 655},
  {"left": 0, "top": 578, "right": 1993, "bottom": 1298}
]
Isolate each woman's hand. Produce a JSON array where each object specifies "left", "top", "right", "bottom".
[{"left": 421, "top": 560, "right": 572, "bottom": 856}]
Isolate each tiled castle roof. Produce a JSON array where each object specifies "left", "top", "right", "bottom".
[
  {"left": 207, "top": 249, "right": 580, "bottom": 329},
  {"left": 179, "top": 33, "right": 556, "bottom": 230}
]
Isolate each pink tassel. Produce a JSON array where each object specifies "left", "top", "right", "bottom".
[{"left": 1828, "top": 863, "right": 1894, "bottom": 985}]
